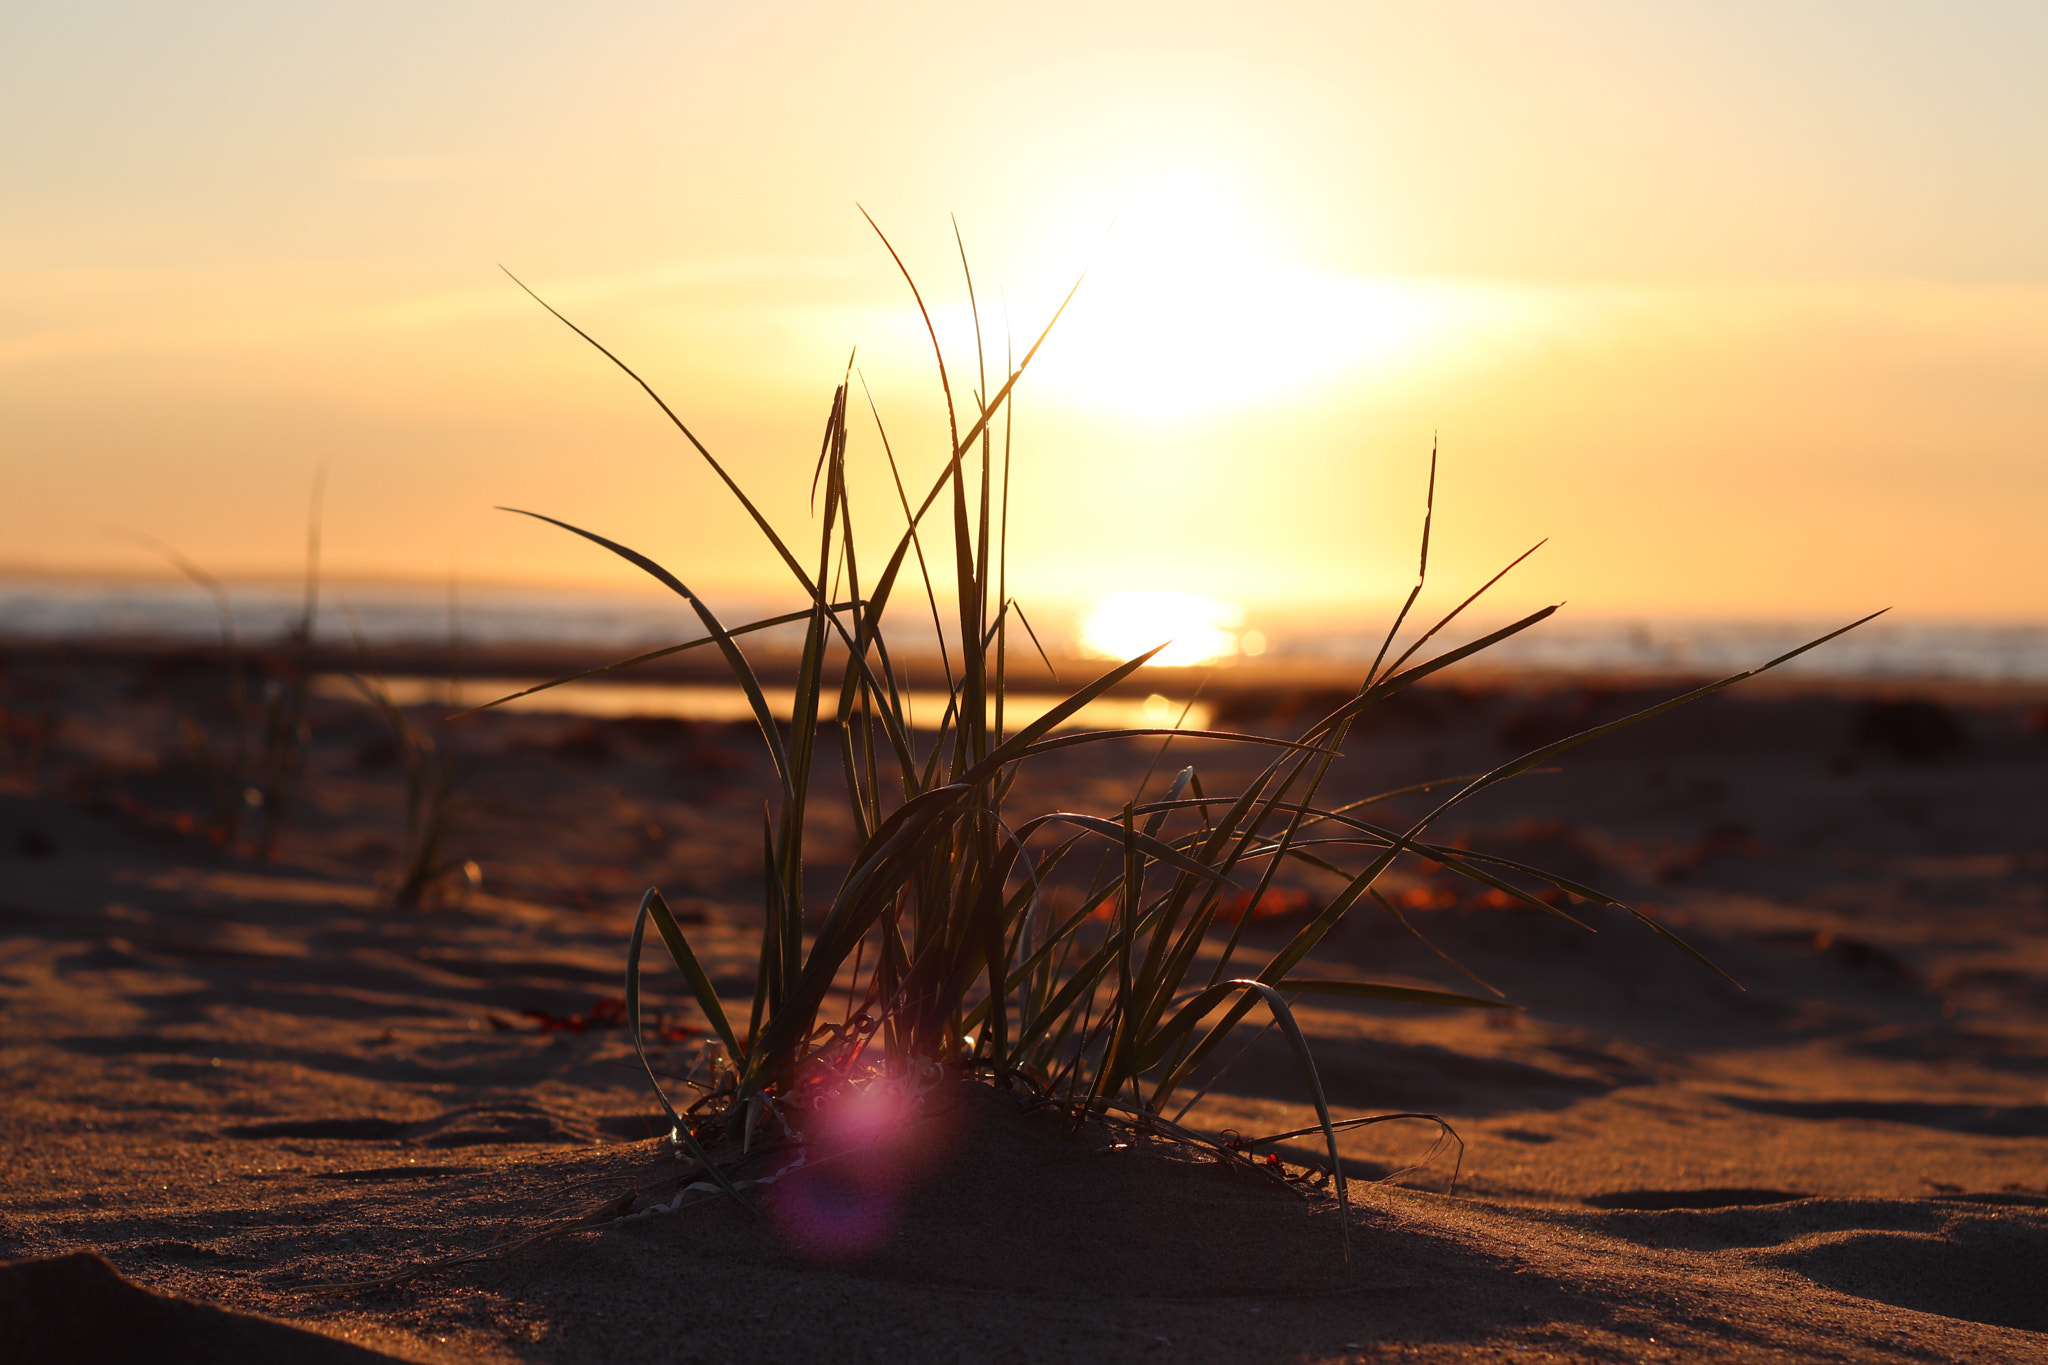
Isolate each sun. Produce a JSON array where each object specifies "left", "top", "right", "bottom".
[
  {"left": 1077, "top": 590, "right": 1259, "bottom": 668},
  {"left": 1021, "top": 164, "right": 1520, "bottom": 423}
]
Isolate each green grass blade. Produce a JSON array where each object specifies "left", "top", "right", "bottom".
[
  {"left": 1219, "top": 981, "right": 1353, "bottom": 1257},
  {"left": 952, "top": 645, "right": 1168, "bottom": 782},
  {"left": 1019, "top": 811, "right": 1234, "bottom": 887},
  {"left": 1370, "top": 888, "right": 1507, "bottom": 999},
  {"left": 625, "top": 892, "right": 754, "bottom": 1213},
  {"left": 497, "top": 508, "right": 795, "bottom": 799},
  {"left": 1363, "top": 437, "right": 1436, "bottom": 687},
  {"left": 1303, "top": 606, "right": 1560, "bottom": 742},
  {"left": 1001, "top": 726, "right": 1323, "bottom": 767},
  {"left": 641, "top": 887, "right": 743, "bottom": 1061},
  {"left": 1379, "top": 538, "right": 1547, "bottom": 685},
  {"left": 1280, "top": 978, "right": 1521, "bottom": 1010},
  {"left": 1411, "top": 610, "right": 1890, "bottom": 821},
  {"left": 1627, "top": 907, "right": 1744, "bottom": 988},
  {"left": 502, "top": 268, "right": 819, "bottom": 595},
  {"left": 450, "top": 605, "right": 844, "bottom": 719}
]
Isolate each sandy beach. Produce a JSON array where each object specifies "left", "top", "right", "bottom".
[{"left": 3, "top": 647, "right": 2045, "bottom": 1362}]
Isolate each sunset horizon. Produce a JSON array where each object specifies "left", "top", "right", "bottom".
[{"left": 6, "top": 3, "right": 2044, "bottom": 630}]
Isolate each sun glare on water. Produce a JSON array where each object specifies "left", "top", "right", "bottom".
[{"left": 1077, "top": 591, "right": 1263, "bottom": 668}]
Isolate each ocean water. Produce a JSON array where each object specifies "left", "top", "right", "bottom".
[
  {"left": 1284, "top": 615, "right": 2048, "bottom": 685},
  {"left": 0, "top": 579, "right": 704, "bottom": 652},
  {"left": 4, "top": 578, "right": 2046, "bottom": 687}
]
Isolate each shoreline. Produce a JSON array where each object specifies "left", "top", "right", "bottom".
[{"left": 9, "top": 635, "right": 2048, "bottom": 711}]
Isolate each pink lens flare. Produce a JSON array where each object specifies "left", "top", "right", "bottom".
[{"left": 766, "top": 1076, "right": 952, "bottom": 1260}]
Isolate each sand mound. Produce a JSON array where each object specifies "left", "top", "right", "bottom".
[
  {"left": 361, "top": 1082, "right": 2046, "bottom": 1363},
  {"left": 0, "top": 1251, "right": 406, "bottom": 1364}
]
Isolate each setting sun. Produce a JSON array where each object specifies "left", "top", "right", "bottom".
[
  {"left": 1024, "top": 167, "right": 1541, "bottom": 422},
  {"left": 1077, "top": 590, "right": 1256, "bottom": 667}
]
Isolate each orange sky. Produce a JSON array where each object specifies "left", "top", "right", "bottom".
[{"left": 4, "top": 2, "right": 2044, "bottom": 623}]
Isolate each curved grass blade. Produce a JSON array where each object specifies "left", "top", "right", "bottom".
[
  {"left": 1363, "top": 438, "right": 1436, "bottom": 688},
  {"left": 1280, "top": 978, "right": 1520, "bottom": 1010},
  {"left": 449, "top": 605, "right": 850, "bottom": 719},
  {"left": 1370, "top": 889, "right": 1506, "bottom": 1000},
  {"left": 504, "top": 274, "right": 919, "bottom": 779},
  {"left": 1237, "top": 1111, "right": 1466, "bottom": 1194},
  {"left": 625, "top": 891, "right": 753, "bottom": 1213},
  {"left": 499, "top": 508, "right": 794, "bottom": 799},
  {"left": 502, "top": 269, "right": 817, "bottom": 593},
  {"left": 1412, "top": 610, "right": 1890, "bottom": 823},
  {"left": 1141, "top": 973, "right": 1514, "bottom": 1072},
  {"left": 1303, "top": 606, "right": 1560, "bottom": 742},
  {"left": 1146, "top": 796, "right": 1608, "bottom": 933},
  {"left": 1624, "top": 906, "right": 1738, "bottom": 987},
  {"left": 641, "top": 888, "right": 743, "bottom": 1061},
  {"left": 952, "top": 644, "right": 1169, "bottom": 784},
  {"left": 1177, "top": 611, "right": 1888, "bottom": 1069},
  {"left": 861, "top": 206, "right": 1087, "bottom": 473},
  {"left": 1378, "top": 538, "right": 1547, "bottom": 686},
  {"left": 1186, "top": 980, "right": 1353, "bottom": 1257},
  {"left": 1007, "top": 728, "right": 1324, "bottom": 763},
  {"left": 1017, "top": 811, "right": 1235, "bottom": 887}
]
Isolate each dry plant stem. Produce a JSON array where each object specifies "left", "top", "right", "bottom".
[
  {"left": 120, "top": 531, "right": 250, "bottom": 844},
  {"left": 253, "top": 473, "right": 324, "bottom": 860},
  {"left": 340, "top": 607, "right": 470, "bottom": 909},
  {"left": 494, "top": 226, "right": 1876, "bottom": 1248},
  {"left": 123, "top": 479, "right": 326, "bottom": 858}
]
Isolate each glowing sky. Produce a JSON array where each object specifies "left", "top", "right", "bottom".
[{"left": 4, "top": 2, "right": 2044, "bottom": 623}]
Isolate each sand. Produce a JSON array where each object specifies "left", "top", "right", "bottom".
[{"left": 2, "top": 651, "right": 2045, "bottom": 1362}]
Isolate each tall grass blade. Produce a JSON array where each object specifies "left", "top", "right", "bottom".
[
  {"left": 625, "top": 892, "right": 752, "bottom": 1212},
  {"left": 641, "top": 888, "right": 743, "bottom": 1062},
  {"left": 499, "top": 508, "right": 796, "bottom": 800},
  {"left": 452, "top": 605, "right": 851, "bottom": 719}
]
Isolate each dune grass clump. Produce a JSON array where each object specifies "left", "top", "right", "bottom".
[
  {"left": 347, "top": 667, "right": 470, "bottom": 909},
  {"left": 489, "top": 226, "right": 1874, "bottom": 1250},
  {"left": 127, "top": 498, "right": 322, "bottom": 859},
  {"left": 139, "top": 495, "right": 479, "bottom": 902}
]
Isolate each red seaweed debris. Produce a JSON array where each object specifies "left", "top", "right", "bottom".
[{"left": 492, "top": 995, "right": 701, "bottom": 1040}]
